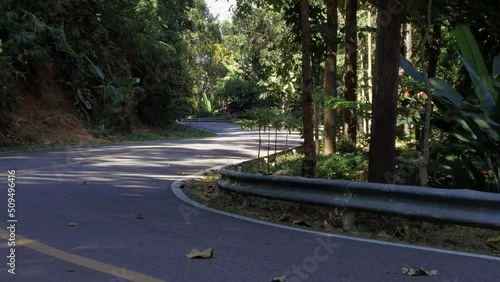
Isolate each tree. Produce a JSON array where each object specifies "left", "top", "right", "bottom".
[
  {"left": 368, "top": 0, "right": 402, "bottom": 183},
  {"left": 300, "top": 0, "right": 316, "bottom": 177},
  {"left": 323, "top": 0, "right": 338, "bottom": 155},
  {"left": 222, "top": 3, "right": 300, "bottom": 111},
  {"left": 342, "top": 0, "right": 358, "bottom": 143},
  {"left": 417, "top": 0, "right": 435, "bottom": 187}
]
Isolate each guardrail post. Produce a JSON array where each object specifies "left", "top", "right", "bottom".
[{"left": 342, "top": 211, "right": 356, "bottom": 232}]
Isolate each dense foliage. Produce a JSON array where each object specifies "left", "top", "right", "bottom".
[{"left": 0, "top": 0, "right": 223, "bottom": 145}]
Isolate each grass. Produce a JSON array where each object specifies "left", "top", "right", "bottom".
[
  {"left": 0, "top": 124, "right": 215, "bottom": 153},
  {"left": 184, "top": 170, "right": 500, "bottom": 257}
]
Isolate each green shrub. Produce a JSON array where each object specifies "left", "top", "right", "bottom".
[
  {"left": 0, "top": 54, "right": 18, "bottom": 146},
  {"left": 272, "top": 152, "right": 368, "bottom": 182},
  {"left": 316, "top": 153, "right": 368, "bottom": 181}
]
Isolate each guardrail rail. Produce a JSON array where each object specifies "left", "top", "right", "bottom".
[{"left": 218, "top": 169, "right": 500, "bottom": 230}]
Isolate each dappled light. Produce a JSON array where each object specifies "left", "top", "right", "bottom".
[{"left": 1, "top": 0, "right": 500, "bottom": 280}]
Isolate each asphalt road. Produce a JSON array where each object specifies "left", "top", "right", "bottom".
[{"left": 0, "top": 122, "right": 498, "bottom": 282}]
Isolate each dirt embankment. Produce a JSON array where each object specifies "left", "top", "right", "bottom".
[
  {"left": 13, "top": 93, "right": 101, "bottom": 147},
  {"left": 7, "top": 62, "right": 102, "bottom": 148}
]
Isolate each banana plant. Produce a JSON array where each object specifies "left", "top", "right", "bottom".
[
  {"left": 85, "top": 55, "right": 139, "bottom": 104},
  {"left": 400, "top": 25, "right": 500, "bottom": 193},
  {"left": 201, "top": 92, "right": 213, "bottom": 114}
]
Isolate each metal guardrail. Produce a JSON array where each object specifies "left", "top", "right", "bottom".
[{"left": 218, "top": 169, "right": 500, "bottom": 230}]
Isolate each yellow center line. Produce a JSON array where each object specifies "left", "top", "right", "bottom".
[{"left": 0, "top": 228, "right": 168, "bottom": 282}]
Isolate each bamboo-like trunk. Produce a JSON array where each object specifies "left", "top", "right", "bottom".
[
  {"left": 257, "top": 128, "right": 261, "bottom": 173},
  {"left": 300, "top": 0, "right": 316, "bottom": 177},
  {"left": 404, "top": 22, "right": 412, "bottom": 136},
  {"left": 314, "top": 102, "right": 321, "bottom": 155},
  {"left": 418, "top": 0, "right": 434, "bottom": 187},
  {"left": 342, "top": 0, "right": 358, "bottom": 144},
  {"left": 367, "top": 7, "right": 373, "bottom": 135}
]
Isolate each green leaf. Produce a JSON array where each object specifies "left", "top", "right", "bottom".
[
  {"left": 105, "top": 85, "right": 123, "bottom": 104},
  {"left": 202, "top": 92, "right": 212, "bottom": 113},
  {"left": 441, "top": 156, "right": 477, "bottom": 188},
  {"left": 494, "top": 56, "right": 500, "bottom": 86},
  {"left": 400, "top": 55, "right": 424, "bottom": 82},
  {"left": 429, "top": 77, "right": 464, "bottom": 108},
  {"left": 84, "top": 55, "right": 105, "bottom": 80},
  {"left": 454, "top": 25, "right": 497, "bottom": 103},
  {"left": 113, "top": 77, "right": 140, "bottom": 87},
  {"left": 459, "top": 53, "right": 497, "bottom": 118},
  {"left": 463, "top": 112, "right": 500, "bottom": 142},
  {"left": 88, "top": 64, "right": 105, "bottom": 81},
  {"left": 453, "top": 25, "right": 491, "bottom": 86}
]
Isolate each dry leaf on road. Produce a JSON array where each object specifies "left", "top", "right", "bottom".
[
  {"left": 186, "top": 247, "right": 213, "bottom": 259},
  {"left": 402, "top": 266, "right": 438, "bottom": 276},
  {"left": 270, "top": 276, "right": 286, "bottom": 282}
]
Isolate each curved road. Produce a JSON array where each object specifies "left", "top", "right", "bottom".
[{"left": 0, "top": 122, "right": 498, "bottom": 282}]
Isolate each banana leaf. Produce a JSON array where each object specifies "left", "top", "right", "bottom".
[
  {"left": 458, "top": 53, "right": 498, "bottom": 118},
  {"left": 454, "top": 25, "right": 499, "bottom": 107}
]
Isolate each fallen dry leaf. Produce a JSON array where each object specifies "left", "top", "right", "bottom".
[
  {"left": 323, "top": 220, "right": 334, "bottom": 231},
  {"left": 186, "top": 247, "right": 213, "bottom": 259},
  {"left": 67, "top": 222, "right": 78, "bottom": 227},
  {"left": 292, "top": 220, "right": 312, "bottom": 227},
  {"left": 270, "top": 276, "right": 286, "bottom": 282},
  {"left": 278, "top": 214, "right": 290, "bottom": 222},
  {"left": 136, "top": 213, "right": 144, "bottom": 220},
  {"left": 402, "top": 266, "right": 438, "bottom": 276},
  {"left": 487, "top": 236, "right": 500, "bottom": 244},
  {"left": 377, "top": 231, "right": 391, "bottom": 239}
]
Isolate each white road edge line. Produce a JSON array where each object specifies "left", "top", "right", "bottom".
[{"left": 171, "top": 164, "right": 500, "bottom": 262}]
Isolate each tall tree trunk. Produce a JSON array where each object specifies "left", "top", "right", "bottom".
[
  {"left": 367, "top": 7, "right": 373, "bottom": 135},
  {"left": 314, "top": 103, "right": 321, "bottom": 155},
  {"left": 427, "top": 22, "right": 441, "bottom": 78},
  {"left": 405, "top": 23, "right": 413, "bottom": 60},
  {"left": 360, "top": 55, "right": 367, "bottom": 134},
  {"left": 300, "top": 0, "right": 316, "bottom": 177},
  {"left": 342, "top": 0, "right": 358, "bottom": 144},
  {"left": 403, "top": 22, "right": 412, "bottom": 136},
  {"left": 419, "top": 0, "right": 434, "bottom": 187},
  {"left": 323, "top": 0, "right": 338, "bottom": 155},
  {"left": 368, "top": 0, "right": 402, "bottom": 184},
  {"left": 313, "top": 52, "right": 321, "bottom": 155}
]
